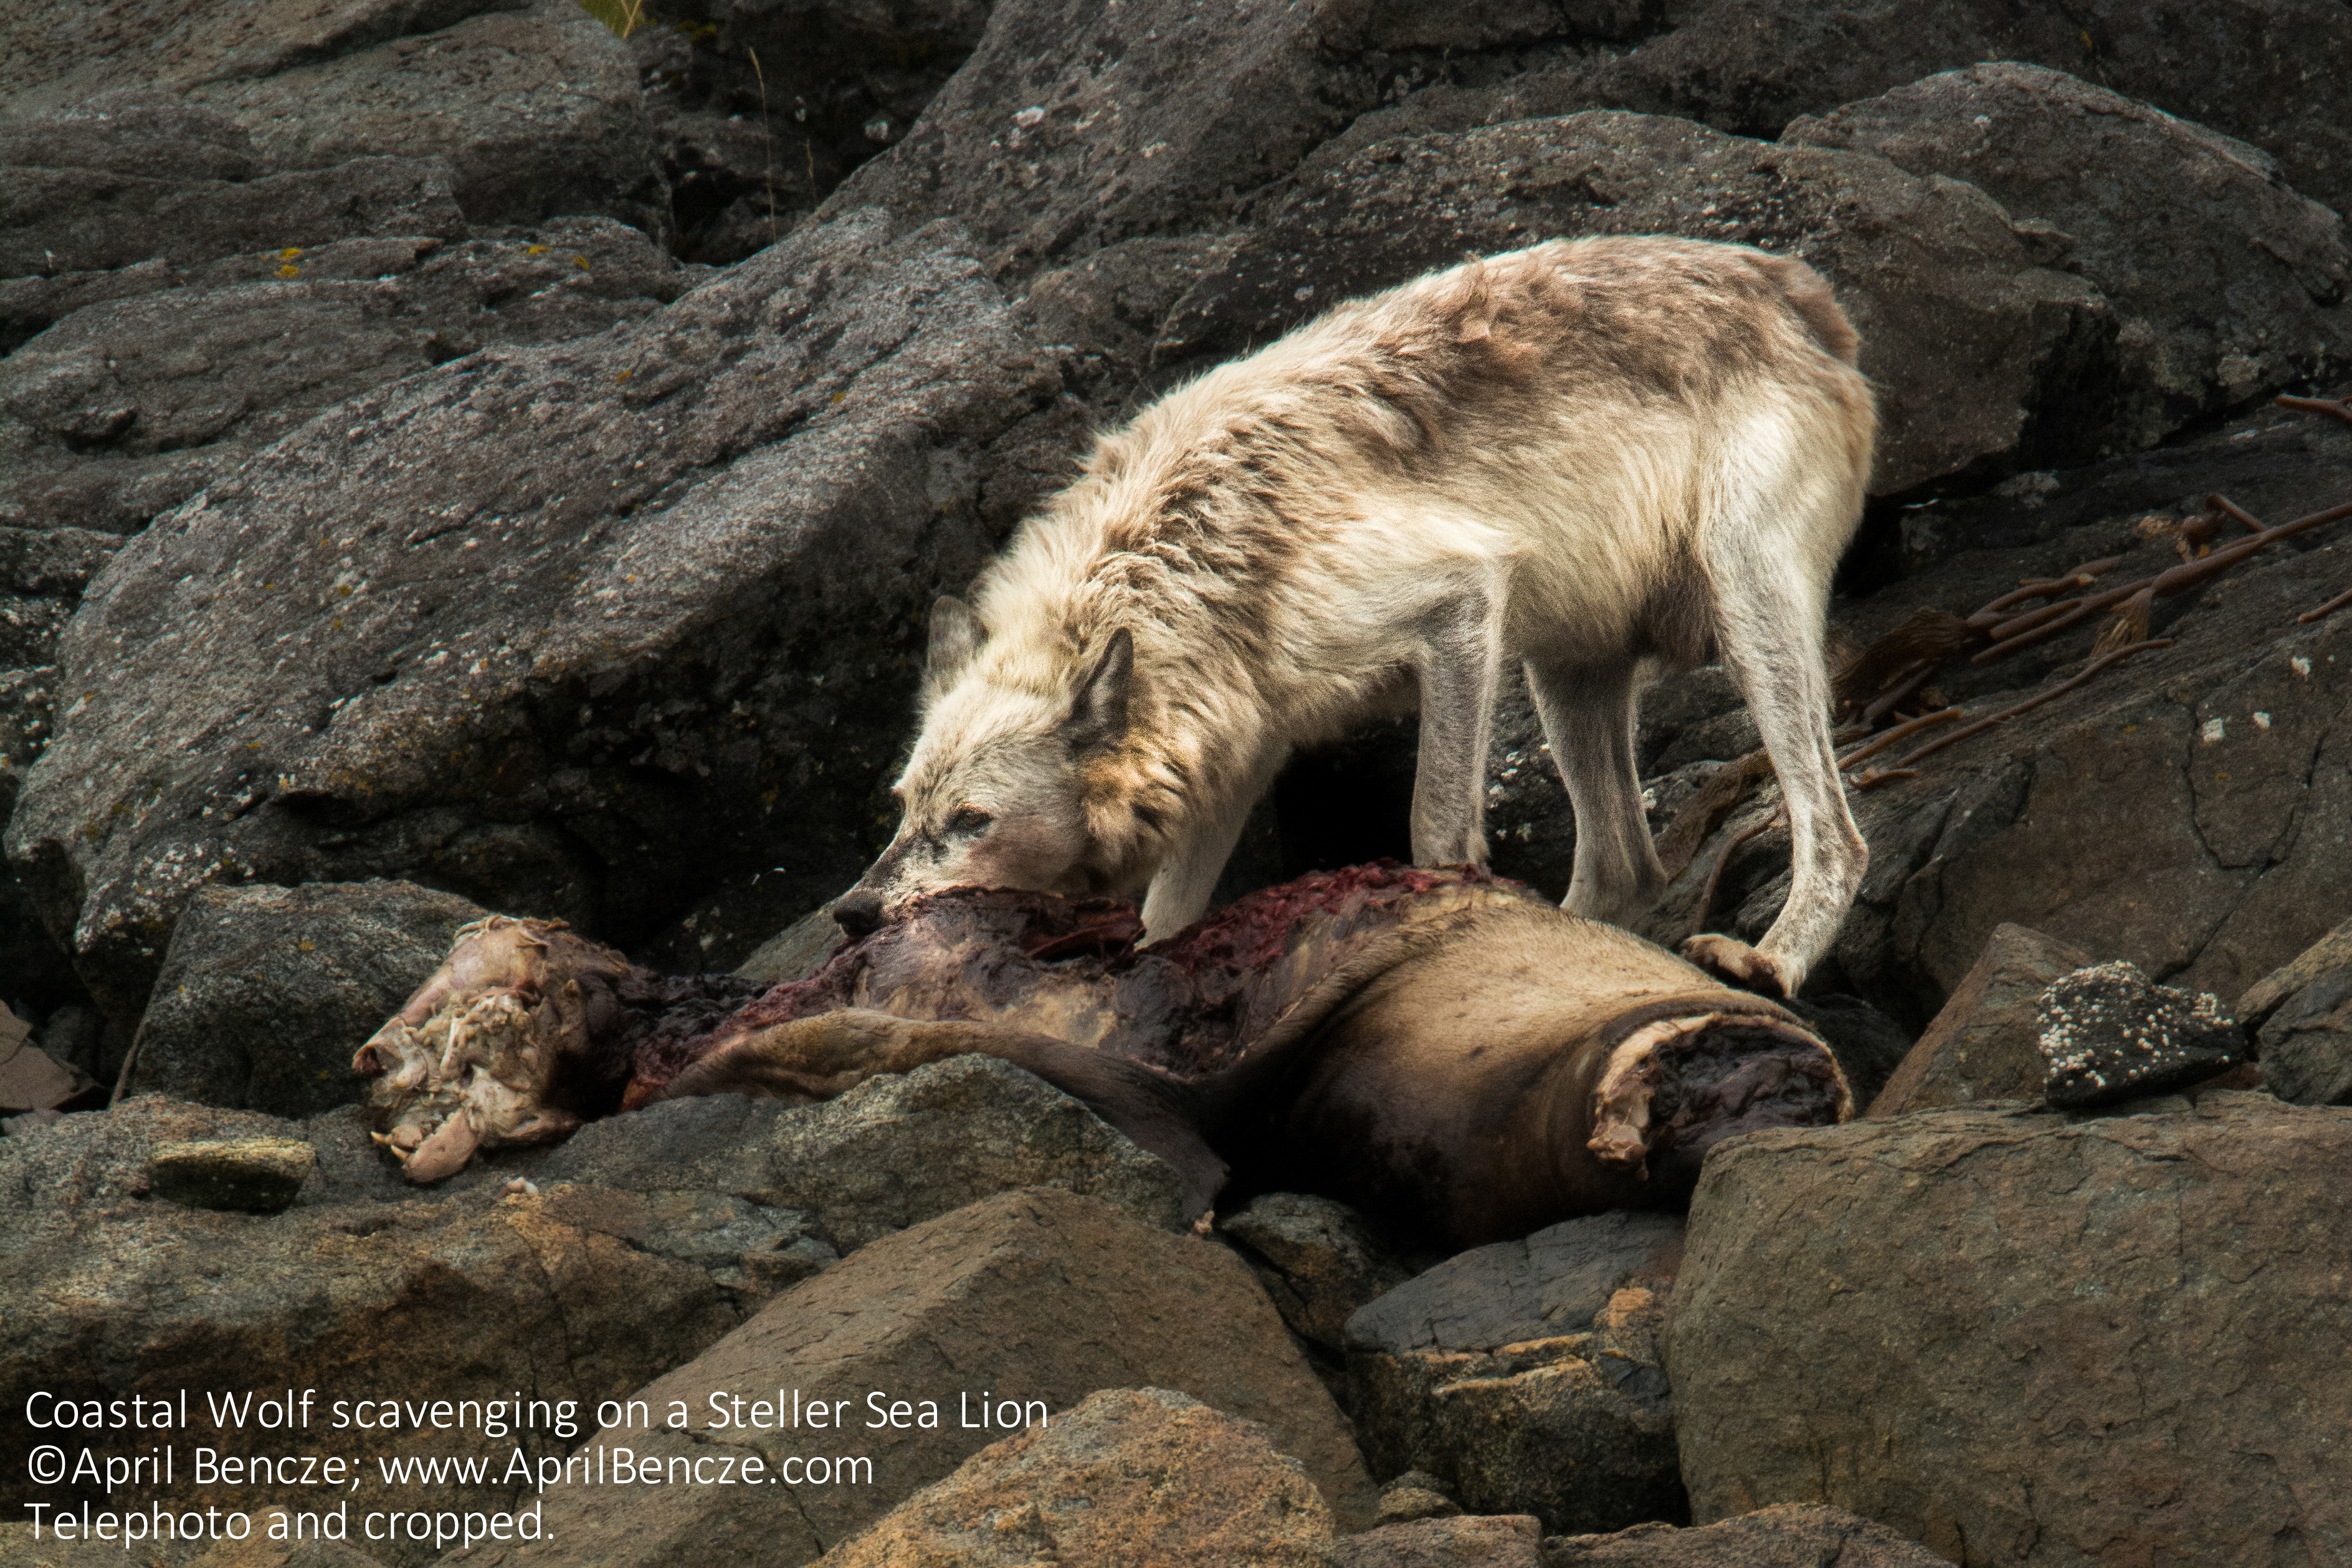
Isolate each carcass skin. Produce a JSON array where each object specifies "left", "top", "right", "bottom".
[
  {"left": 356, "top": 867, "right": 1852, "bottom": 1247},
  {"left": 651, "top": 863, "right": 1551, "bottom": 1092},
  {"left": 1204, "top": 900, "right": 1851, "bottom": 1245}
]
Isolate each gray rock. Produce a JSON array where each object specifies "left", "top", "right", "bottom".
[
  {"left": 0, "top": 666, "right": 75, "bottom": 1017},
  {"left": 127, "top": 879, "right": 490, "bottom": 1118},
  {"left": 826, "top": 0, "right": 1368, "bottom": 275},
  {"left": 1, "top": 528, "right": 115, "bottom": 652},
  {"left": 641, "top": 0, "right": 990, "bottom": 264},
  {"left": 1, "top": 145, "right": 465, "bottom": 278},
  {"left": 0, "top": 88, "right": 262, "bottom": 182},
  {"left": 1667, "top": 1097, "right": 2352, "bottom": 1564},
  {"left": 1633, "top": 668, "right": 1749, "bottom": 777},
  {"left": 1017, "top": 234, "right": 1244, "bottom": 409},
  {"left": 1, "top": 219, "right": 693, "bottom": 538},
  {"left": 827, "top": 1386, "right": 1340, "bottom": 1568},
  {"left": 1335, "top": 1514, "right": 1545, "bottom": 1568},
  {"left": 6, "top": 209, "right": 1062, "bottom": 1025},
  {"left": 2255, "top": 964, "right": 2352, "bottom": 1106},
  {"left": 1158, "top": 111, "right": 2107, "bottom": 497},
  {"left": 1, "top": 1174, "right": 743, "bottom": 1556},
  {"left": 2239, "top": 911, "right": 2352, "bottom": 1027},
  {"left": 5, "top": 3, "right": 663, "bottom": 236},
  {"left": 732, "top": 905, "right": 848, "bottom": 986},
  {"left": 1545, "top": 1505, "right": 1948, "bottom": 1566},
  {"left": 1649, "top": 706, "right": 1761, "bottom": 777},
  {"left": 460, "top": 1189, "right": 1378, "bottom": 1566},
  {"left": 1351, "top": 1289, "right": 1683, "bottom": 1537},
  {"left": 4, "top": 1, "right": 535, "bottom": 119},
  {"left": 146, "top": 1136, "right": 316, "bottom": 1213},
  {"left": 531, "top": 1181, "right": 836, "bottom": 1298},
  {"left": 534, "top": 1054, "right": 1188, "bottom": 1250},
  {"left": 1219, "top": 1192, "right": 1411, "bottom": 1353},
  {"left": 645, "top": 102, "right": 806, "bottom": 267},
  {"left": 1346, "top": 1214, "right": 1686, "bottom": 1536},
  {"left": 1326, "top": 0, "right": 2352, "bottom": 235},
  {"left": 1871, "top": 923, "right": 2094, "bottom": 1116},
  {"left": 2035, "top": 959, "right": 2246, "bottom": 1108},
  {"left": 197, "top": 1, "right": 662, "bottom": 233},
  {"left": 1345, "top": 1212, "right": 1682, "bottom": 1357},
  {"left": 1376, "top": 1470, "right": 1464, "bottom": 1526},
  {"left": 1784, "top": 64, "right": 2352, "bottom": 455}
]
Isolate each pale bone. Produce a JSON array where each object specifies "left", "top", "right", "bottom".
[{"left": 352, "top": 916, "right": 629, "bottom": 1184}]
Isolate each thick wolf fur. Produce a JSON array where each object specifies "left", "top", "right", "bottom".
[{"left": 846, "top": 235, "right": 1875, "bottom": 996}]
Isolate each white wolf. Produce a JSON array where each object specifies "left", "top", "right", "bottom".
[{"left": 835, "top": 235, "right": 1875, "bottom": 997}]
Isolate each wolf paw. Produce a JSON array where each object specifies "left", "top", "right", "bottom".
[{"left": 1680, "top": 934, "right": 1791, "bottom": 999}]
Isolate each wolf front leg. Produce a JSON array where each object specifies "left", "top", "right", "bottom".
[
  {"left": 1140, "top": 747, "right": 1288, "bottom": 941},
  {"left": 1689, "top": 505, "right": 1867, "bottom": 998},
  {"left": 1408, "top": 580, "right": 1506, "bottom": 868},
  {"left": 1526, "top": 655, "right": 1669, "bottom": 927}
]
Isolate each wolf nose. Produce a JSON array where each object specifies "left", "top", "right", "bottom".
[{"left": 829, "top": 888, "right": 886, "bottom": 939}]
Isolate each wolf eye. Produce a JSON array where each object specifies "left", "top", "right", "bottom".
[{"left": 946, "top": 806, "right": 994, "bottom": 835}]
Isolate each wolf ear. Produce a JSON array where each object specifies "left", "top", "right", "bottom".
[
  {"left": 923, "top": 596, "right": 986, "bottom": 703},
  {"left": 1064, "top": 627, "right": 1133, "bottom": 755}
]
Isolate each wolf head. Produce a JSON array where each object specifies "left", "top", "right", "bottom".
[{"left": 833, "top": 596, "right": 1161, "bottom": 935}]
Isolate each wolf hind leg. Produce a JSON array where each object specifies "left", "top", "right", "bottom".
[
  {"left": 1687, "top": 475, "right": 1867, "bottom": 997},
  {"left": 1409, "top": 578, "right": 1507, "bottom": 869},
  {"left": 1526, "top": 656, "right": 1669, "bottom": 927}
]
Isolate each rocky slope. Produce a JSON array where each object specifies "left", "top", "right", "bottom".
[{"left": 4, "top": 1, "right": 2352, "bottom": 1564}]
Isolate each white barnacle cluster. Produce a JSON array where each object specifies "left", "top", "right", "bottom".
[
  {"left": 2037, "top": 962, "right": 2155, "bottom": 1087},
  {"left": 2037, "top": 960, "right": 2238, "bottom": 1100}
]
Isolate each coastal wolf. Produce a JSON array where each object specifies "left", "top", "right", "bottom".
[{"left": 835, "top": 235, "right": 1875, "bottom": 997}]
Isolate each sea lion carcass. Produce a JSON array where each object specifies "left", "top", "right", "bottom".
[{"left": 356, "top": 867, "right": 1851, "bottom": 1245}]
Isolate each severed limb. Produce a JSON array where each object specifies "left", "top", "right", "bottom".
[{"left": 655, "top": 1009, "right": 1230, "bottom": 1220}]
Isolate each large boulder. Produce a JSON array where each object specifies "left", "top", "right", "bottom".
[
  {"left": 529, "top": 1054, "right": 1190, "bottom": 1250},
  {"left": 1546, "top": 1505, "right": 1946, "bottom": 1566},
  {"left": 1, "top": 219, "right": 695, "bottom": 538},
  {"left": 2247, "top": 917, "right": 2352, "bottom": 1105},
  {"left": 1, "top": 107, "right": 465, "bottom": 280},
  {"left": 462, "top": 1187, "right": 1377, "bottom": 1566},
  {"left": 1156, "top": 111, "right": 2108, "bottom": 496},
  {"left": 2, "top": 1, "right": 662, "bottom": 234},
  {"left": 0, "top": 1100, "right": 750, "bottom": 1556},
  {"left": 127, "top": 878, "right": 489, "bottom": 1116},
  {"left": 1346, "top": 1212, "right": 1686, "bottom": 1536},
  {"left": 827, "top": 0, "right": 1369, "bottom": 275},
  {"left": 826, "top": 1387, "right": 1336, "bottom": 1567},
  {"left": 1318, "top": 0, "right": 2352, "bottom": 234},
  {"left": 1784, "top": 64, "right": 2352, "bottom": 454},
  {"left": 5, "top": 209, "right": 1065, "bottom": 1024},
  {"left": 636, "top": 0, "right": 992, "bottom": 263},
  {"left": 1668, "top": 1096, "right": 2352, "bottom": 1564},
  {"left": 1334, "top": 1514, "right": 1545, "bottom": 1568}
]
